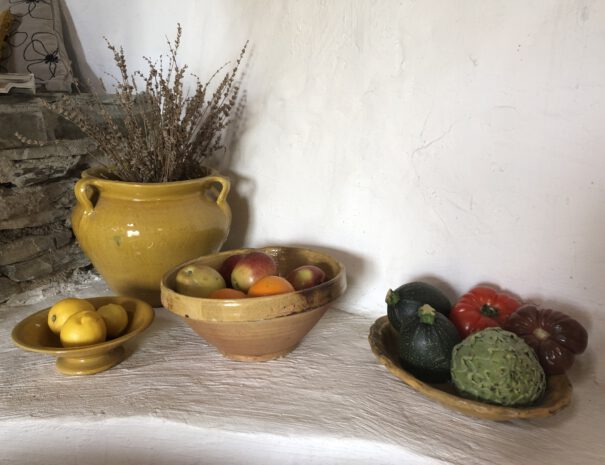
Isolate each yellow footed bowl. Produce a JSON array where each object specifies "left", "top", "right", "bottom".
[
  {"left": 12, "top": 296, "right": 155, "bottom": 375},
  {"left": 71, "top": 168, "right": 231, "bottom": 306}
]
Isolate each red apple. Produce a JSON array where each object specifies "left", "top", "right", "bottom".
[
  {"left": 230, "top": 251, "right": 277, "bottom": 292},
  {"left": 218, "top": 253, "right": 246, "bottom": 284},
  {"left": 286, "top": 265, "right": 326, "bottom": 290}
]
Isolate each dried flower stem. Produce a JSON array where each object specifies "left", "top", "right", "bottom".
[{"left": 42, "top": 25, "right": 247, "bottom": 183}]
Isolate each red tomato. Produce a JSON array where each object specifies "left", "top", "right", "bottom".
[{"left": 450, "top": 286, "right": 521, "bottom": 338}]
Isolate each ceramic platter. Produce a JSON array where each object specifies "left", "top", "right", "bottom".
[{"left": 368, "top": 315, "right": 573, "bottom": 421}]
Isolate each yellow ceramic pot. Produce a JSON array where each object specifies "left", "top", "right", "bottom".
[{"left": 71, "top": 168, "right": 231, "bottom": 306}]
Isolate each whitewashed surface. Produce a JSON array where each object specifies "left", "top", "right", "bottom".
[{"left": 1, "top": 282, "right": 603, "bottom": 465}]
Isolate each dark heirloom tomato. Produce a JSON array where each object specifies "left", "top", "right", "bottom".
[
  {"left": 449, "top": 286, "right": 521, "bottom": 338},
  {"left": 503, "top": 304, "right": 588, "bottom": 375}
]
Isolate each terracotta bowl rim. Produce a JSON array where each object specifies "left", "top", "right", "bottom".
[{"left": 160, "top": 245, "right": 347, "bottom": 322}]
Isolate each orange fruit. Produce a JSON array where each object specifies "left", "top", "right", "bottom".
[
  {"left": 248, "top": 275, "right": 295, "bottom": 297},
  {"left": 208, "top": 288, "right": 247, "bottom": 299}
]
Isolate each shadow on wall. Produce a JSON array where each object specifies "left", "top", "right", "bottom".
[
  {"left": 221, "top": 169, "right": 254, "bottom": 250},
  {"left": 216, "top": 70, "right": 253, "bottom": 250},
  {"left": 277, "top": 242, "right": 368, "bottom": 301},
  {"left": 58, "top": 0, "right": 105, "bottom": 93},
  {"left": 411, "top": 274, "right": 459, "bottom": 307}
]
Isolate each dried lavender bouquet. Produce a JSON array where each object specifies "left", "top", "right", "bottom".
[{"left": 48, "top": 25, "right": 246, "bottom": 183}]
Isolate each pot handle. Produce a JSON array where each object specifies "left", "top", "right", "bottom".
[
  {"left": 74, "top": 178, "right": 100, "bottom": 215},
  {"left": 199, "top": 175, "right": 231, "bottom": 205}
]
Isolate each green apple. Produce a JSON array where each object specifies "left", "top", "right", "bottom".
[{"left": 175, "top": 263, "right": 226, "bottom": 297}]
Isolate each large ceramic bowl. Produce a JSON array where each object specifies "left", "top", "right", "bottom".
[
  {"left": 12, "top": 296, "right": 155, "bottom": 375},
  {"left": 160, "top": 246, "right": 347, "bottom": 361}
]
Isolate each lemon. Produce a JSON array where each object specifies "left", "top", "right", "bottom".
[
  {"left": 97, "top": 303, "right": 129, "bottom": 338},
  {"left": 48, "top": 298, "right": 96, "bottom": 335},
  {"left": 60, "top": 310, "right": 107, "bottom": 348}
]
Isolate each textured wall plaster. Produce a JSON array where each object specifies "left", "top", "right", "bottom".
[{"left": 62, "top": 0, "right": 605, "bottom": 327}]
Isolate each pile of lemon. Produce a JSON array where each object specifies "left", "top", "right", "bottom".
[{"left": 47, "top": 298, "right": 129, "bottom": 348}]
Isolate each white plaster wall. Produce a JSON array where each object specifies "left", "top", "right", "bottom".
[{"left": 63, "top": 0, "right": 605, "bottom": 324}]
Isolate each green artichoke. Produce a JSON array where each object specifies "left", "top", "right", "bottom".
[{"left": 451, "top": 328, "right": 546, "bottom": 406}]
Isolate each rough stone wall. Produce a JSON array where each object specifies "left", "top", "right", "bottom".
[{"left": 0, "top": 93, "right": 116, "bottom": 302}]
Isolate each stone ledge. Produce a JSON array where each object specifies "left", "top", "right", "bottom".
[
  {"left": 0, "top": 230, "right": 72, "bottom": 266},
  {"left": 0, "top": 276, "right": 20, "bottom": 299},
  {"left": 0, "top": 92, "right": 123, "bottom": 299},
  {"left": 0, "top": 242, "right": 88, "bottom": 282},
  {"left": 0, "top": 110, "right": 49, "bottom": 150},
  {"left": 0, "top": 138, "right": 93, "bottom": 160},
  {"left": 0, "top": 180, "right": 75, "bottom": 229},
  {"left": 0, "top": 92, "right": 121, "bottom": 112},
  {"left": 0, "top": 154, "right": 83, "bottom": 187}
]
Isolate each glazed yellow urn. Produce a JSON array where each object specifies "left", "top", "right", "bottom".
[{"left": 71, "top": 168, "right": 232, "bottom": 306}]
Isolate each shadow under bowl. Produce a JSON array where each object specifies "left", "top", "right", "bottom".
[
  {"left": 160, "top": 246, "right": 347, "bottom": 361},
  {"left": 12, "top": 296, "right": 155, "bottom": 375}
]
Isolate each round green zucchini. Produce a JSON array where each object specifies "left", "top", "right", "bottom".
[
  {"left": 386, "top": 281, "right": 451, "bottom": 331},
  {"left": 398, "top": 303, "right": 461, "bottom": 383}
]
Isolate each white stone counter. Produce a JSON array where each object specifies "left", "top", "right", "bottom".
[{"left": 1, "top": 281, "right": 604, "bottom": 465}]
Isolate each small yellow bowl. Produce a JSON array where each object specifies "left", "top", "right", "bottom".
[
  {"left": 161, "top": 246, "right": 347, "bottom": 361},
  {"left": 11, "top": 296, "right": 155, "bottom": 375}
]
